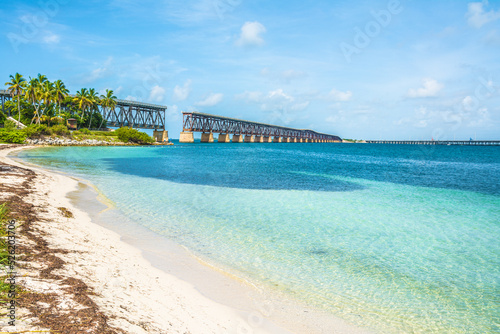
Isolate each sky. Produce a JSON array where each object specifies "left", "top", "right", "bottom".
[{"left": 1, "top": 0, "right": 500, "bottom": 140}]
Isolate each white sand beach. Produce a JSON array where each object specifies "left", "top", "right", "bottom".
[{"left": 0, "top": 145, "right": 368, "bottom": 334}]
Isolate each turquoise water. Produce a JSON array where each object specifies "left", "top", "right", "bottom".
[{"left": 19, "top": 143, "right": 500, "bottom": 333}]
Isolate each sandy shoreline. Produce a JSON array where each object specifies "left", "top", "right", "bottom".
[{"left": 0, "top": 144, "right": 369, "bottom": 334}]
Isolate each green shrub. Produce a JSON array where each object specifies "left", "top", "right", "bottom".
[
  {"left": 90, "top": 130, "right": 118, "bottom": 137},
  {"left": 115, "top": 127, "right": 154, "bottom": 144},
  {"left": 22, "top": 124, "right": 49, "bottom": 138},
  {"left": 48, "top": 124, "right": 70, "bottom": 136},
  {"left": 79, "top": 128, "right": 91, "bottom": 135},
  {"left": 4, "top": 120, "right": 17, "bottom": 130},
  {"left": 0, "top": 129, "right": 27, "bottom": 144}
]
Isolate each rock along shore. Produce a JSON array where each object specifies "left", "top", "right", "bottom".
[{"left": 25, "top": 137, "right": 130, "bottom": 146}]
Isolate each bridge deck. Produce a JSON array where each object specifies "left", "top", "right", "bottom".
[{"left": 182, "top": 112, "right": 341, "bottom": 141}]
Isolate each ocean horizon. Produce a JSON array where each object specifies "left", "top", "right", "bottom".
[{"left": 18, "top": 143, "right": 500, "bottom": 333}]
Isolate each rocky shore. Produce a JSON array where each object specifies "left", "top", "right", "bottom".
[{"left": 25, "top": 138, "right": 128, "bottom": 146}]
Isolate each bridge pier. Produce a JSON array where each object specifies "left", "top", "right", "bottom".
[
  {"left": 282, "top": 137, "right": 290, "bottom": 143},
  {"left": 244, "top": 135, "right": 255, "bottom": 143},
  {"left": 254, "top": 135, "right": 264, "bottom": 142},
  {"left": 262, "top": 136, "right": 271, "bottom": 143},
  {"left": 179, "top": 131, "right": 194, "bottom": 143},
  {"left": 232, "top": 134, "right": 243, "bottom": 143},
  {"left": 201, "top": 132, "right": 214, "bottom": 143},
  {"left": 273, "top": 136, "right": 282, "bottom": 143},
  {"left": 218, "top": 133, "right": 230, "bottom": 143},
  {"left": 153, "top": 130, "right": 169, "bottom": 143}
]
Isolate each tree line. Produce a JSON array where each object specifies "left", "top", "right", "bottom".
[{"left": 3, "top": 72, "right": 117, "bottom": 129}]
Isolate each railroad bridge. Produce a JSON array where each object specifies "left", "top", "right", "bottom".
[
  {"left": 0, "top": 89, "right": 168, "bottom": 142},
  {"left": 180, "top": 112, "right": 341, "bottom": 143}
]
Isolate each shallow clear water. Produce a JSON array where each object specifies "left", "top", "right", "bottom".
[{"left": 19, "top": 143, "right": 500, "bottom": 333}]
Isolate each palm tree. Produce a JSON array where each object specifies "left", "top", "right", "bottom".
[
  {"left": 5, "top": 73, "right": 26, "bottom": 128},
  {"left": 53, "top": 79, "right": 69, "bottom": 118},
  {"left": 73, "top": 88, "right": 90, "bottom": 128},
  {"left": 40, "top": 80, "right": 56, "bottom": 126},
  {"left": 99, "top": 89, "right": 117, "bottom": 130},
  {"left": 24, "top": 77, "right": 41, "bottom": 124},
  {"left": 34, "top": 74, "right": 48, "bottom": 124},
  {"left": 37, "top": 74, "right": 48, "bottom": 86},
  {"left": 86, "top": 88, "right": 100, "bottom": 129}
]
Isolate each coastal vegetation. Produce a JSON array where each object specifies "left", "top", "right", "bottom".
[
  {"left": 2, "top": 73, "right": 154, "bottom": 145},
  {"left": 3, "top": 72, "right": 111, "bottom": 129},
  {"left": 115, "top": 127, "right": 154, "bottom": 144}
]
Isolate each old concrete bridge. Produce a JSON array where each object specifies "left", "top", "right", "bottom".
[{"left": 180, "top": 112, "right": 342, "bottom": 143}]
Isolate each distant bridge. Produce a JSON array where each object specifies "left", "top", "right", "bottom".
[
  {"left": 366, "top": 140, "right": 500, "bottom": 146},
  {"left": 0, "top": 89, "right": 10, "bottom": 116},
  {"left": 180, "top": 112, "right": 341, "bottom": 143},
  {"left": 0, "top": 89, "right": 167, "bottom": 131}
]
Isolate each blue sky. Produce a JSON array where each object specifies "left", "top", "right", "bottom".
[{"left": 1, "top": 0, "right": 499, "bottom": 140}]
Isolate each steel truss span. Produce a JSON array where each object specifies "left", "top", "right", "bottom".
[
  {"left": 104, "top": 99, "right": 166, "bottom": 130},
  {"left": 182, "top": 112, "right": 341, "bottom": 141}
]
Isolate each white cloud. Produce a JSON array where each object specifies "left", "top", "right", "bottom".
[
  {"left": 173, "top": 79, "right": 192, "bottom": 101},
  {"left": 414, "top": 120, "right": 428, "bottom": 128},
  {"left": 84, "top": 56, "right": 114, "bottom": 83},
  {"left": 149, "top": 85, "right": 166, "bottom": 102},
  {"left": 407, "top": 78, "right": 443, "bottom": 98},
  {"left": 236, "top": 21, "right": 266, "bottom": 47},
  {"left": 468, "top": 107, "right": 491, "bottom": 127},
  {"left": 462, "top": 95, "right": 482, "bottom": 112},
  {"left": 259, "top": 89, "right": 296, "bottom": 111},
  {"left": 235, "top": 91, "right": 263, "bottom": 102},
  {"left": 88, "top": 67, "right": 107, "bottom": 82},
  {"left": 166, "top": 104, "right": 182, "bottom": 121},
  {"left": 328, "top": 88, "right": 352, "bottom": 101},
  {"left": 466, "top": 1, "right": 500, "bottom": 28},
  {"left": 237, "top": 89, "right": 296, "bottom": 108},
  {"left": 483, "top": 29, "right": 500, "bottom": 45},
  {"left": 325, "top": 115, "right": 339, "bottom": 123},
  {"left": 261, "top": 68, "right": 307, "bottom": 84},
  {"left": 268, "top": 89, "right": 294, "bottom": 102},
  {"left": 42, "top": 32, "right": 60, "bottom": 44},
  {"left": 236, "top": 88, "right": 310, "bottom": 125},
  {"left": 195, "top": 93, "right": 223, "bottom": 107},
  {"left": 290, "top": 101, "right": 310, "bottom": 111}
]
